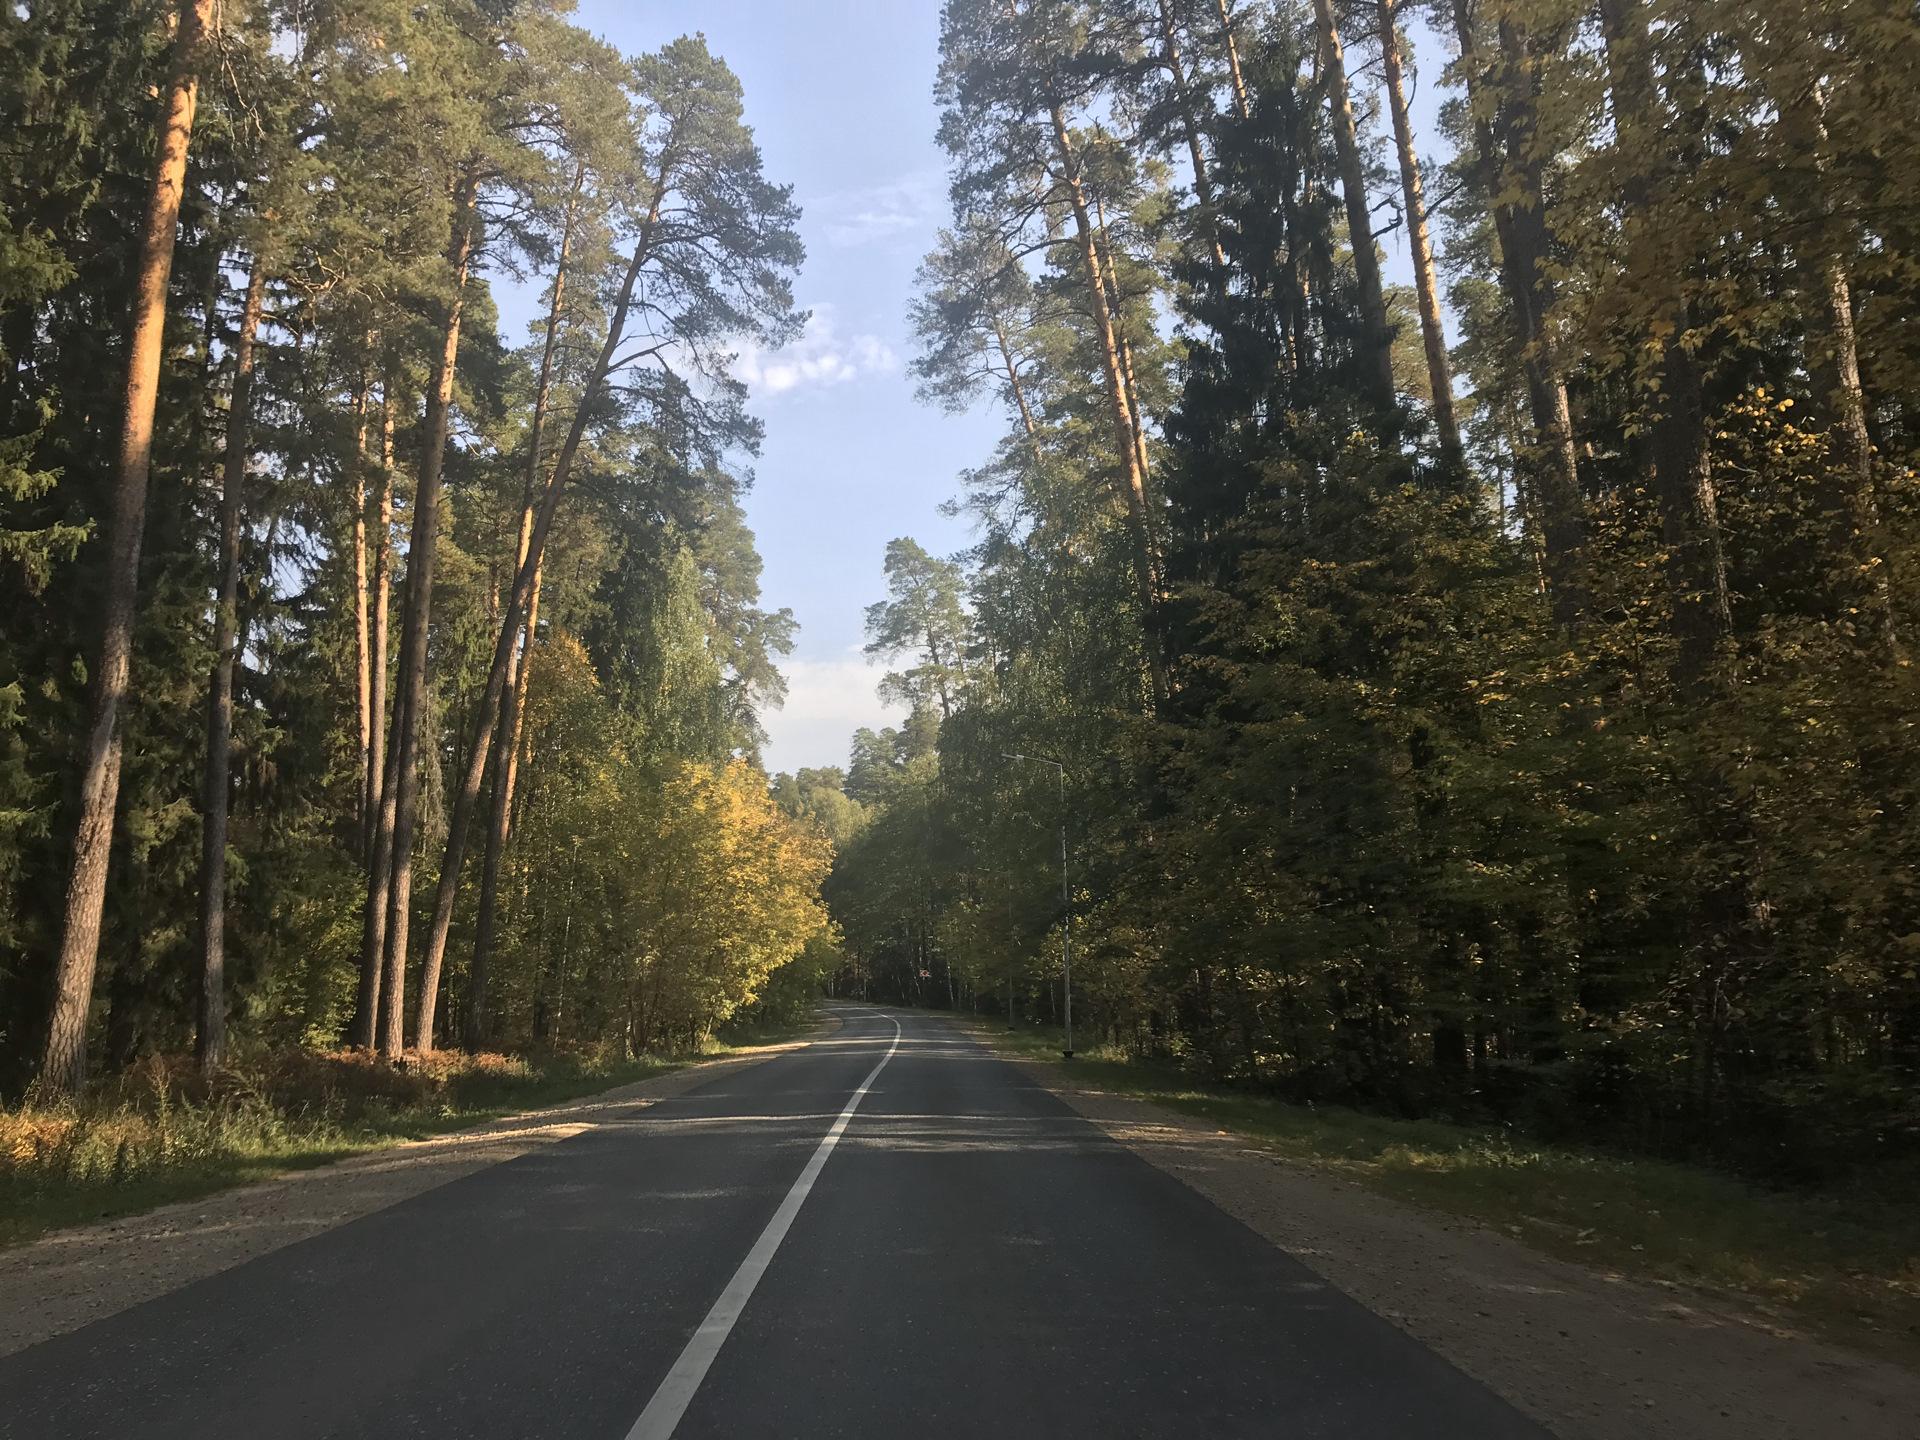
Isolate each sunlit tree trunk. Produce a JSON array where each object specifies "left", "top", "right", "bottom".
[
  {"left": 1452, "top": 0, "right": 1584, "bottom": 623},
  {"left": 42, "top": 0, "right": 216, "bottom": 1094},
  {"left": 1309, "top": 0, "right": 1396, "bottom": 410},
  {"left": 1157, "top": 0, "right": 1226, "bottom": 270},
  {"left": 1093, "top": 192, "right": 1153, "bottom": 487},
  {"left": 417, "top": 165, "right": 669, "bottom": 1049},
  {"left": 350, "top": 379, "right": 397, "bottom": 1043},
  {"left": 1048, "top": 103, "right": 1168, "bottom": 701},
  {"left": 196, "top": 251, "right": 265, "bottom": 1074},
  {"left": 1596, "top": 0, "right": 1729, "bottom": 686},
  {"left": 1213, "top": 0, "right": 1251, "bottom": 121},
  {"left": 1376, "top": 0, "right": 1461, "bottom": 467},
  {"left": 350, "top": 345, "right": 373, "bottom": 847},
  {"left": 367, "top": 385, "right": 395, "bottom": 850},
  {"left": 467, "top": 176, "right": 579, "bottom": 1050},
  {"left": 365, "top": 169, "right": 480, "bottom": 1059}
]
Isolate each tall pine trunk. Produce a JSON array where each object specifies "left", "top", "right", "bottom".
[
  {"left": 366, "top": 384, "right": 395, "bottom": 853},
  {"left": 1596, "top": 0, "right": 1729, "bottom": 685},
  {"left": 416, "top": 172, "right": 667, "bottom": 1048},
  {"left": 1048, "top": 103, "right": 1168, "bottom": 701},
  {"left": 1376, "top": 0, "right": 1461, "bottom": 466},
  {"left": 350, "top": 380, "right": 396, "bottom": 1043},
  {"left": 362, "top": 171, "right": 478, "bottom": 1059},
  {"left": 196, "top": 252, "right": 265, "bottom": 1073},
  {"left": 465, "top": 176, "right": 580, "bottom": 1050},
  {"left": 1213, "top": 0, "right": 1251, "bottom": 121},
  {"left": 350, "top": 343, "right": 374, "bottom": 849},
  {"left": 1157, "top": 0, "right": 1225, "bottom": 271},
  {"left": 42, "top": 0, "right": 215, "bottom": 1094},
  {"left": 1309, "top": 0, "right": 1396, "bottom": 411},
  {"left": 1452, "top": 0, "right": 1585, "bottom": 623}
]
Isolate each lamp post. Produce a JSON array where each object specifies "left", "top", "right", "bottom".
[{"left": 1003, "top": 753, "right": 1072, "bottom": 1058}]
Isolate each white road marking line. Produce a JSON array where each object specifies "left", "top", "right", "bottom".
[{"left": 624, "top": 1014, "right": 904, "bottom": 1440}]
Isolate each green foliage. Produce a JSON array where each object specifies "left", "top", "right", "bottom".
[
  {"left": 0, "top": 3, "right": 827, "bottom": 1094},
  {"left": 824, "top": 0, "right": 1920, "bottom": 1194}
]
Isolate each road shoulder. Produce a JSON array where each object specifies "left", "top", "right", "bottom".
[
  {"left": 0, "top": 1025, "right": 829, "bottom": 1359},
  {"left": 967, "top": 1023, "right": 1919, "bottom": 1440}
]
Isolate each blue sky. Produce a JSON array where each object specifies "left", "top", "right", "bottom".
[{"left": 541, "top": 0, "right": 1452, "bottom": 775}]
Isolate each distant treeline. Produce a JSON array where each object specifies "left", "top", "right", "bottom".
[{"left": 808, "top": 0, "right": 1920, "bottom": 1181}]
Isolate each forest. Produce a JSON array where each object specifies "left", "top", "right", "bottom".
[
  {"left": 816, "top": 0, "right": 1920, "bottom": 1182},
  {"left": 0, "top": 0, "right": 837, "bottom": 1097}
]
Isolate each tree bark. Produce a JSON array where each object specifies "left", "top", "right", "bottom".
[
  {"left": 367, "top": 378, "right": 395, "bottom": 851},
  {"left": 350, "top": 349, "right": 373, "bottom": 848},
  {"left": 1452, "top": 0, "right": 1585, "bottom": 623},
  {"left": 42, "top": 0, "right": 215, "bottom": 1094},
  {"left": 504, "top": 554, "right": 542, "bottom": 837},
  {"left": 416, "top": 166, "right": 669, "bottom": 1049},
  {"left": 1048, "top": 103, "right": 1168, "bottom": 701},
  {"left": 1093, "top": 192, "right": 1154, "bottom": 487},
  {"left": 1309, "top": 0, "right": 1397, "bottom": 411},
  {"left": 465, "top": 179, "right": 578, "bottom": 1050},
  {"left": 1790, "top": 89, "right": 1899, "bottom": 654},
  {"left": 195, "top": 252, "right": 265, "bottom": 1074},
  {"left": 1157, "top": 0, "right": 1226, "bottom": 271},
  {"left": 350, "top": 379, "right": 396, "bottom": 1044},
  {"left": 1596, "top": 0, "right": 1730, "bottom": 684},
  {"left": 366, "top": 169, "right": 479, "bottom": 1060},
  {"left": 1213, "top": 0, "right": 1252, "bottom": 121},
  {"left": 1376, "top": 0, "right": 1461, "bottom": 467}
]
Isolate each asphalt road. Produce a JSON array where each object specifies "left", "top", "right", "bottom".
[{"left": 0, "top": 1006, "right": 1547, "bottom": 1438}]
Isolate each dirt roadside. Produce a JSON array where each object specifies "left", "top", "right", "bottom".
[
  {"left": 976, "top": 1032, "right": 1920, "bottom": 1440},
  {"left": 0, "top": 1028, "right": 826, "bottom": 1359}
]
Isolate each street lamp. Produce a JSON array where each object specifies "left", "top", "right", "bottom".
[{"left": 1003, "top": 753, "right": 1073, "bottom": 1059}]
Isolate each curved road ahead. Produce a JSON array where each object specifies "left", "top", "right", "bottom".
[{"left": 0, "top": 1006, "right": 1545, "bottom": 1438}]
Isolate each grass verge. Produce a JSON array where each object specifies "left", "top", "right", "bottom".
[
  {"left": 967, "top": 1019, "right": 1920, "bottom": 1362},
  {"left": 0, "top": 1020, "right": 817, "bottom": 1249}
]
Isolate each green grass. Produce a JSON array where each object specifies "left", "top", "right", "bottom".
[
  {"left": 0, "top": 1018, "right": 821, "bottom": 1250},
  {"left": 969, "top": 1019, "right": 1920, "bottom": 1360}
]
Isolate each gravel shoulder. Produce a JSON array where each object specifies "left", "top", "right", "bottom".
[
  {"left": 0, "top": 1028, "right": 825, "bottom": 1359},
  {"left": 980, "top": 1032, "right": 1920, "bottom": 1440}
]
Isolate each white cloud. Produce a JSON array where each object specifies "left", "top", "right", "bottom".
[
  {"left": 760, "top": 654, "right": 904, "bottom": 775},
  {"left": 813, "top": 171, "right": 944, "bottom": 248},
  {"left": 733, "top": 304, "right": 898, "bottom": 397}
]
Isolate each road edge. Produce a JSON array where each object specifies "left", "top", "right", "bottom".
[
  {"left": 954, "top": 1015, "right": 1920, "bottom": 1440},
  {"left": 0, "top": 1011, "right": 841, "bottom": 1359}
]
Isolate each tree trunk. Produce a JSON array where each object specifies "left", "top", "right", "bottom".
[
  {"left": 1376, "top": 0, "right": 1461, "bottom": 467},
  {"left": 367, "top": 379, "right": 395, "bottom": 851},
  {"left": 195, "top": 252, "right": 265, "bottom": 1074},
  {"left": 1791, "top": 89, "right": 1899, "bottom": 655},
  {"left": 368, "top": 169, "right": 479, "bottom": 1060},
  {"left": 1157, "top": 0, "right": 1226, "bottom": 271},
  {"left": 1595, "top": 0, "right": 1730, "bottom": 685},
  {"left": 416, "top": 170, "right": 667, "bottom": 1049},
  {"left": 465, "top": 178, "right": 578, "bottom": 1050},
  {"left": 1213, "top": 0, "right": 1251, "bottom": 121},
  {"left": 1048, "top": 103, "right": 1169, "bottom": 701},
  {"left": 504, "top": 555, "right": 542, "bottom": 836},
  {"left": 350, "top": 349, "right": 373, "bottom": 849},
  {"left": 1093, "top": 193, "right": 1154, "bottom": 487},
  {"left": 41, "top": 0, "right": 215, "bottom": 1095},
  {"left": 350, "top": 379, "right": 396, "bottom": 1044},
  {"left": 1452, "top": 0, "right": 1585, "bottom": 623},
  {"left": 990, "top": 318, "right": 1041, "bottom": 445},
  {"left": 1309, "top": 0, "right": 1396, "bottom": 411}
]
